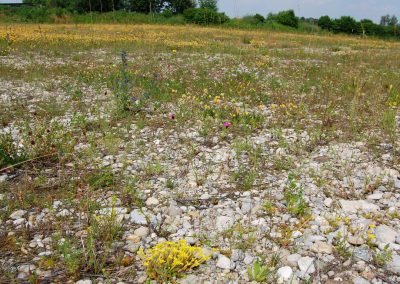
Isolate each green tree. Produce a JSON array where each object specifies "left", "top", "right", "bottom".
[
  {"left": 168, "top": 0, "right": 196, "bottom": 14},
  {"left": 275, "top": 10, "right": 298, "bottom": 28},
  {"left": 183, "top": 7, "right": 228, "bottom": 25},
  {"left": 360, "top": 19, "right": 385, "bottom": 36},
  {"left": 123, "top": 0, "right": 164, "bottom": 13},
  {"left": 333, "top": 16, "right": 360, "bottom": 34},
  {"left": 198, "top": 0, "right": 217, "bottom": 12},
  {"left": 318, "top": 15, "right": 333, "bottom": 30},
  {"left": 253, "top": 13, "right": 264, "bottom": 24}
]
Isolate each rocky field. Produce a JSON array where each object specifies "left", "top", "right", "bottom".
[{"left": 0, "top": 24, "right": 400, "bottom": 283}]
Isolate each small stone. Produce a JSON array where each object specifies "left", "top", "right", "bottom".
[
  {"left": 167, "top": 205, "right": 182, "bottom": 217},
  {"left": 394, "top": 178, "right": 400, "bottom": 189},
  {"left": 311, "top": 241, "right": 333, "bottom": 254},
  {"left": 76, "top": 280, "right": 92, "bottom": 284},
  {"left": 0, "top": 175, "right": 7, "bottom": 183},
  {"left": 366, "top": 192, "right": 383, "bottom": 200},
  {"left": 386, "top": 254, "right": 400, "bottom": 275},
  {"left": 277, "top": 266, "right": 293, "bottom": 282},
  {"left": 130, "top": 209, "right": 147, "bottom": 225},
  {"left": 134, "top": 227, "right": 149, "bottom": 238},
  {"left": 145, "top": 197, "right": 159, "bottom": 207},
  {"left": 10, "top": 210, "right": 27, "bottom": 220},
  {"left": 216, "top": 216, "right": 234, "bottom": 232},
  {"left": 324, "top": 198, "right": 333, "bottom": 208},
  {"left": 292, "top": 231, "right": 302, "bottom": 238},
  {"left": 375, "top": 225, "right": 398, "bottom": 244},
  {"left": 216, "top": 254, "right": 231, "bottom": 270},
  {"left": 353, "top": 246, "right": 372, "bottom": 262},
  {"left": 285, "top": 254, "right": 301, "bottom": 267},
  {"left": 17, "top": 272, "right": 27, "bottom": 279},
  {"left": 343, "top": 259, "right": 352, "bottom": 267},
  {"left": 126, "top": 235, "right": 140, "bottom": 243},
  {"left": 297, "top": 256, "right": 315, "bottom": 274},
  {"left": 18, "top": 264, "right": 36, "bottom": 273},
  {"left": 124, "top": 242, "right": 140, "bottom": 253},
  {"left": 243, "top": 253, "right": 254, "bottom": 265},
  {"left": 339, "top": 200, "right": 379, "bottom": 213},
  {"left": 348, "top": 235, "right": 365, "bottom": 245},
  {"left": 353, "top": 277, "right": 370, "bottom": 284},
  {"left": 178, "top": 275, "right": 201, "bottom": 284}
]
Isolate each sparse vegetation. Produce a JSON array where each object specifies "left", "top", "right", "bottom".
[{"left": 0, "top": 12, "right": 399, "bottom": 284}]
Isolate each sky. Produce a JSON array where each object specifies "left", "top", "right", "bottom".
[
  {"left": 218, "top": 0, "right": 400, "bottom": 23},
  {"left": 0, "top": 0, "right": 23, "bottom": 3}
]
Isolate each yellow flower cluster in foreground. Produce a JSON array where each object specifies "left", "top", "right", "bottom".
[{"left": 138, "top": 240, "right": 210, "bottom": 282}]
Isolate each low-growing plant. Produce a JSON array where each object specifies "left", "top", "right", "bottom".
[
  {"left": 0, "top": 32, "right": 13, "bottom": 56},
  {"left": 110, "top": 50, "right": 135, "bottom": 115},
  {"left": 138, "top": 240, "right": 210, "bottom": 282},
  {"left": 0, "top": 132, "right": 27, "bottom": 169},
  {"left": 247, "top": 260, "right": 273, "bottom": 282},
  {"left": 333, "top": 233, "right": 352, "bottom": 259},
  {"left": 373, "top": 244, "right": 393, "bottom": 267},
  {"left": 56, "top": 237, "right": 84, "bottom": 276},
  {"left": 284, "top": 173, "right": 309, "bottom": 216}
]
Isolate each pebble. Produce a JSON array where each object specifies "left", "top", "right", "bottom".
[
  {"left": 386, "top": 254, "right": 400, "bottom": 274},
  {"left": 339, "top": 200, "right": 379, "bottom": 213},
  {"left": 311, "top": 241, "right": 333, "bottom": 254},
  {"left": 286, "top": 254, "right": 301, "bottom": 267},
  {"left": 167, "top": 205, "right": 183, "bottom": 217},
  {"left": 145, "top": 197, "right": 159, "bottom": 207},
  {"left": 134, "top": 226, "right": 149, "bottom": 238},
  {"left": 353, "top": 246, "right": 372, "bottom": 262},
  {"left": 18, "top": 264, "right": 36, "bottom": 273},
  {"left": 297, "top": 256, "right": 315, "bottom": 274},
  {"left": 216, "top": 254, "right": 231, "bottom": 270},
  {"left": 324, "top": 198, "right": 333, "bottom": 207},
  {"left": 130, "top": 209, "right": 147, "bottom": 225},
  {"left": 75, "top": 280, "right": 92, "bottom": 284},
  {"left": 348, "top": 235, "right": 366, "bottom": 245},
  {"left": 353, "top": 277, "right": 370, "bottom": 284},
  {"left": 215, "top": 216, "right": 234, "bottom": 231},
  {"left": 367, "top": 192, "right": 383, "bottom": 200},
  {"left": 375, "top": 225, "right": 398, "bottom": 244},
  {"left": 10, "top": 210, "right": 27, "bottom": 220},
  {"left": 277, "top": 266, "right": 293, "bottom": 282}
]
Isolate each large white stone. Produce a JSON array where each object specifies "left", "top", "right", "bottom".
[
  {"left": 216, "top": 254, "right": 231, "bottom": 270},
  {"left": 215, "top": 216, "right": 234, "bottom": 231},
  {"left": 386, "top": 254, "right": 400, "bottom": 275},
  {"left": 10, "top": 210, "right": 27, "bottom": 220},
  {"left": 145, "top": 197, "right": 159, "bottom": 207},
  {"left": 297, "top": 256, "right": 315, "bottom": 274},
  {"left": 339, "top": 200, "right": 379, "bottom": 213},
  {"left": 375, "top": 225, "right": 398, "bottom": 244},
  {"left": 277, "top": 266, "right": 293, "bottom": 282}
]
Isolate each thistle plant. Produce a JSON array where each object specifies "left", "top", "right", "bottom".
[{"left": 111, "top": 50, "right": 135, "bottom": 115}]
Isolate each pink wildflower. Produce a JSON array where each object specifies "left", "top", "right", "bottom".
[
  {"left": 223, "top": 122, "right": 232, "bottom": 128},
  {"left": 169, "top": 112, "right": 175, "bottom": 120}
]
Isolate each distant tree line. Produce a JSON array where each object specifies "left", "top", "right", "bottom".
[
  {"left": 318, "top": 14, "right": 399, "bottom": 37},
  {"left": 18, "top": 0, "right": 400, "bottom": 39},
  {"left": 23, "top": 0, "right": 200, "bottom": 14}
]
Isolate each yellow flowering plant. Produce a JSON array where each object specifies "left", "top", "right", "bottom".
[{"left": 138, "top": 240, "right": 210, "bottom": 282}]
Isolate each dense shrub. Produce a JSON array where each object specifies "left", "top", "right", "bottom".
[
  {"left": 273, "top": 10, "right": 298, "bottom": 28},
  {"left": 198, "top": 0, "right": 218, "bottom": 12},
  {"left": 318, "top": 15, "right": 333, "bottom": 31},
  {"left": 333, "top": 16, "right": 360, "bottom": 34},
  {"left": 183, "top": 8, "right": 229, "bottom": 25}
]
